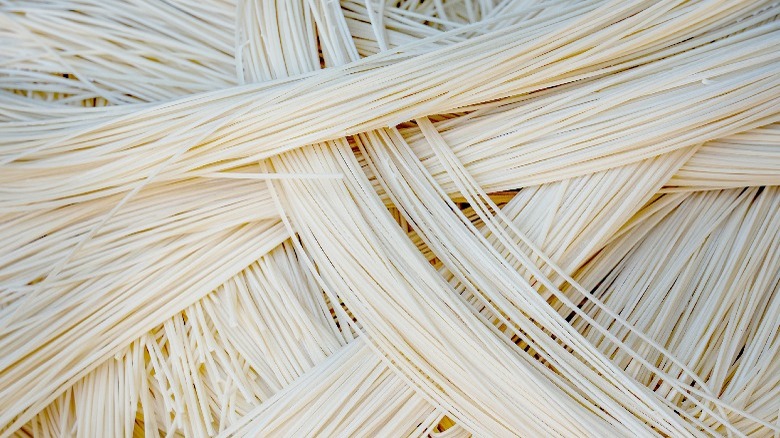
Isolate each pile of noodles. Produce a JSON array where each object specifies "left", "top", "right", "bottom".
[{"left": 0, "top": 0, "right": 778, "bottom": 436}]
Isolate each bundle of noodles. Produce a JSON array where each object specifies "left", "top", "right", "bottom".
[{"left": 0, "top": 0, "right": 778, "bottom": 436}]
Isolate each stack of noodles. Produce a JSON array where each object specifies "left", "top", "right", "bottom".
[{"left": 1, "top": 0, "right": 779, "bottom": 436}]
